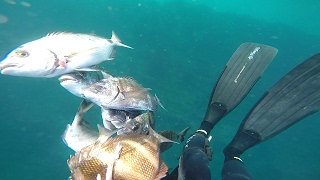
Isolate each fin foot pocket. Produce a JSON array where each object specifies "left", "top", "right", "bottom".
[{"left": 223, "top": 130, "right": 261, "bottom": 162}]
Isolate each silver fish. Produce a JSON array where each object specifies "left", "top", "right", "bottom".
[
  {"left": 59, "top": 66, "right": 112, "bottom": 98},
  {"left": 62, "top": 100, "right": 99, "bottom": 151},
  {"left": 0, "top": 31, "right": 132, "bottom": 77},
  {"left": 68, "top": 125, "right": 171, "bottom": 180},
  {"left": 83, "top": 76, "right": 158, "bottom": 111}
]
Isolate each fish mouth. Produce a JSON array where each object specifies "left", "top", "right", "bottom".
[
  {"left": 58, "top": 76, "right": 77, "bottom": 83},
  {"left": 0, "top": 63, "right": 23, "bottom": 72}
]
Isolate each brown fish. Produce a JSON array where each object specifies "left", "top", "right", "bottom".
[
  {"left": 117, "top": 113, "right": 189, "bottom": 153},
  {"left": 67, "top": 125, "right": 171, "bottom": 180}
]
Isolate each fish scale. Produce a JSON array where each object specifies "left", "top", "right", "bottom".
[{"left": 68, "top": 130, "right": 169, "bottom": 180}]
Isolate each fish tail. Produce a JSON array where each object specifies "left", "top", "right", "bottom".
[
  {"left": 111, "top": 31, "right": 134, "bottom": 49},
  {"left": 78, "top": 99, "right": 94, "bottom": 116},
  {"left": 71, "top": 100, "right": 94, "bottom": 127}
]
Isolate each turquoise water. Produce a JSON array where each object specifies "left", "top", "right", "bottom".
[{"left": 0, "top": 0, "right": 320, "bottom": 179}]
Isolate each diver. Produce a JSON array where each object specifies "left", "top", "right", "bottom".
[{"left": 163, "top": 43, "right": 320, "bottom": 180}]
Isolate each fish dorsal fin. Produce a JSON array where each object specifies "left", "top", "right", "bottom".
[
  {"left": 121, "top": 76, "right": 137, "bottom": 82},
  {"left": 46, "top": 31, "right": 73, "bottom": 36},
  {"left": 155, "top": 160, "right": 169, "bottom": 180}
]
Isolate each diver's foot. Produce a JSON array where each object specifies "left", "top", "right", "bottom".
[
  {"left": 223, "top": 146, "right": 244, "bottom": 163},
  {"left": 183, "top": 130, "right": 212, "bottom": 160}
]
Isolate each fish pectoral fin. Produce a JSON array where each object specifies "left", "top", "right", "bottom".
[
  {"left": 65, "top": 47, "right": 99, "bottom": 60},
  {"left": 113, "top": 142, "right": 122, "bottom": 159},
  {"left": 177, "top": 127, "right": 191, "bottom": 142},
  {"left": 121, "top": 88, "right": 150, "bottom": 99},
  {"left": 155, "top": 160, "right": 169, "bottom": 180},
  {"left": 105, "top": 143, "right": 122, "bottom": 180},
  {"left": 155, "top": 94, "right": 167, "bottom": 112},
  {"left": 108, "top": 48, "right": 116, "bottom": 60},
  {"left": 75, "top": 67, "right": 100, "bottom": 72}
]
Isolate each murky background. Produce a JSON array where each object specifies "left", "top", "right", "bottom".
[{"left": 0, "top": 0, "right": 319, "bottom": 179}]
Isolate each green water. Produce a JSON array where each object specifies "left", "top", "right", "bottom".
[{"left": 0, "top": 0, "right": 319, "bottom": 179}]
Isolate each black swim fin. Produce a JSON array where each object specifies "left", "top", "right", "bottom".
[
  {"left": 201, "top": 43, "right": 278, "bottom": 134},
  {"left": 224, "top": 53, "right": 320, "bottom": 156}
]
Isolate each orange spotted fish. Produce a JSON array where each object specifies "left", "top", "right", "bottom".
[{"left": 67, "top": 125, "right": 172, "bottom": 180}]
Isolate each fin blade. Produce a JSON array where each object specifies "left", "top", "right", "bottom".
[
  {"left": 244, "top": 53, "right": 320, "bottom": 141},
  {"left": 226, "top": 53, "right": 320, "bottom": 153},
  {"left": 204, "top": 43, "right": 278, "bottom": 126}
]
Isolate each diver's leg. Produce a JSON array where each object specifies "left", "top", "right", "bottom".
[
  {"left": 165, "top": 43, "right": 277, "bottom": 179},
  {"left": 221, "top": 147, "right": 252, "bottom": 180},
  {"left": 178, "top": 132, "right": 211, "bottom": 180},
  {"left": 221, "top": 159, "right": 252, "bottom": 180},
  {"left": 161, "top": 132, "right": 211, "bottom": 180}
]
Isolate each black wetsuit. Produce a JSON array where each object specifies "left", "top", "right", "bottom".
[{"left": 162, "top": 132, "right": 252, "bottom": 180}]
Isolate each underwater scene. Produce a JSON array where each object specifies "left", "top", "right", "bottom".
[{"left": 0, "top": 0, "right": 319, "bottom": 179}]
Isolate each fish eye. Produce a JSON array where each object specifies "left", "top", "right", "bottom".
[{"left": 15, "top": 50, "right": 29, "bottom": 57}]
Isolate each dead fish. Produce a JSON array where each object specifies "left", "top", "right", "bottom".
[
  {"left": 101, "top": 108, "right": 141, "bottom": 130},
  {"left": 158, "top": 127, "right": 190, "bottom": 153},
  {"left": 83, "top": 76, "right": 158, "bottom": 111},
  {"left": 59, "top": 66, "right": 113, "bottom": 98},
  {"left": 67, "top": 125, "right": 171, "bottom": 180},
  {"left": 117, "top": 111, "right": 155, "bottom": 135},
  {"left": 0, "top": 31, "right": 132, "bottom": 78},
  {"left": 62, "top": 100, "right": 99, "bottom": 151}
]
